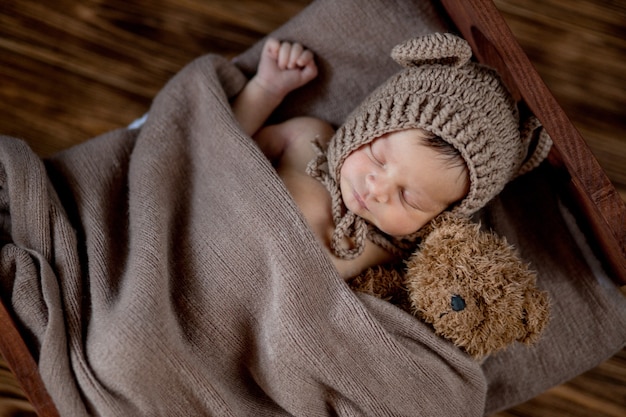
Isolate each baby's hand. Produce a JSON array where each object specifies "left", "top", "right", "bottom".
[{"left": 254, "top": 38, "right": 318, "bottom": 99}]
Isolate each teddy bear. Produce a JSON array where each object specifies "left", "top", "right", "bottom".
[{"left": 349, "top": 213, "right": 550, "bottom": 359}]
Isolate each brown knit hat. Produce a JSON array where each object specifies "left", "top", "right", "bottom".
[{"left": 307, "top": 33, "right": 552, "bottom": 259}]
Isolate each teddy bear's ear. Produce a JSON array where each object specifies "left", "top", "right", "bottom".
[{"left": 518, "top": 287, "right": 550, "bottom": 344}]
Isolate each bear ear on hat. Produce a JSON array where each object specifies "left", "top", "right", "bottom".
[{"left": 391, "top": 33, "right": 473, "bottom": 68}]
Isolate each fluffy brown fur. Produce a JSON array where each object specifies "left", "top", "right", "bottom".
[{"left": 349, "top": 213, "right": 550, "bottom": 359}]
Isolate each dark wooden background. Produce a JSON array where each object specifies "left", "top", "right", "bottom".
[{"left": 0, "top": 0, "right": 624, "bottom": 416}]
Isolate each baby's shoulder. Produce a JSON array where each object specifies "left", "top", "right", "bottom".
[
  {"left": 280, "top": 116, "right": 335, "bottom": 144},
  {"left": 264, "top": 116, "right": 334, "bottom": 171}
]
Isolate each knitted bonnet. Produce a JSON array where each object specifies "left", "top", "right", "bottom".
[{"left": 307, "top": 33, "right": 552, "bottom": 259}]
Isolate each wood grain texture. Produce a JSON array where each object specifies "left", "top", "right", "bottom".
[
  {"left": 0, "top": 0, "right": 624, "bottom": 416},
  {"left": 0, "top": 0, "right": 309, "bottom": 155},
  {"left": 494, "top": 0, "right": 626, "bottom": 189},
  {"left": 0, "top": 304, "right": 58, "bottom": 416}
]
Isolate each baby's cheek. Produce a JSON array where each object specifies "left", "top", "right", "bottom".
[
  {"left": 395, "top": 211, "right": 430, "bottom": 236},
  {"left": 343, "top": 149, "right": 370, "bottom": 174},
  {"left": 378, "top": 212, "right": 419, "bottom": 237}
]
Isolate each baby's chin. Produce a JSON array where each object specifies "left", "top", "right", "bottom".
[
  {"left": 380, "top": 227, "right": 419, "bottom": 238},
  {"left": 368, "top": 217, "right": 423, "bottom": 238}
]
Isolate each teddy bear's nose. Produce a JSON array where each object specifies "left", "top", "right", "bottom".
[{"left": 451, "top": 295, "right": 466, "bottom": 312}]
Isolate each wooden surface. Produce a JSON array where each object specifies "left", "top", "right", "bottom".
[
  {"left": 0, "top": 0, "right": 624, "bottom": 416},
  {"left": 494, "top": 0, "right": 626, "bottom": 198},
  {"left": 0, "top": 303, "right": 58, "bottom": 417}
]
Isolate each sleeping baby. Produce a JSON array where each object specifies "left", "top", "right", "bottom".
[{"left": 231, "top": 34, "right": 550, "bottom": 279}]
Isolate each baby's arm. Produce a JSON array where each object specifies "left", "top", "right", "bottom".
[{"left": 232, "top": 38, "right": 318, "bottom": 137}]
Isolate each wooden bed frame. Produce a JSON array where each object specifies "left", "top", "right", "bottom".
[
  {"left": 1, "top": 0, "right": 624, "bottom": 415},
  {"left": 440, "top": 0, "right": 626, "bottom": 286}
]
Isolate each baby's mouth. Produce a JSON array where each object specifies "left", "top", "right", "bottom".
[{"left": 354, "top": 190, "right": 368, "bottom": 211}]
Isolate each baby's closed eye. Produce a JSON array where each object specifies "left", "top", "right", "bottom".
[
  {"left": 401, "top": 189, "right": 423, "bottom": 211},
  {"left": 369, "top": 143, "right": 385, "bottom": 166}
]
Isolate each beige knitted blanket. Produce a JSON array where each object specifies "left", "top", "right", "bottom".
[{"left": 0, "top": 54, "right": 486, "bottom": 416}]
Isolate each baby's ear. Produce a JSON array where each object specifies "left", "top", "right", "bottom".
[
  {"left": 519, "top": 287, "right": 550, "bottom": 344},
  {"left": 391, "top": 33, "right": 472, "bottom": 69}
]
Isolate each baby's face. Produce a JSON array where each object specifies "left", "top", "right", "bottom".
[{"left": 339, "top": 129, "right": 469, "bottom": 237}]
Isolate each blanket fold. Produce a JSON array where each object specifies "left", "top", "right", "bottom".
[{"left": 1, "top": 54, "right": 486, "bottom": 416}]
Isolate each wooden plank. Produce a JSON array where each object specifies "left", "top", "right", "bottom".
[{"left": 0, "top": 301, "right": 60, "bottom": 417}]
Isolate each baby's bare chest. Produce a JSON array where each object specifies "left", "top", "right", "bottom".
[
  {"left": 277, "top": 161, "right": 394, "bottom": 279},
  {"left": 278, "top": 165, "right": 335, "bottom": 244},
  {"left": 275, "top": 131, "right": 334, "bottom": 230}
]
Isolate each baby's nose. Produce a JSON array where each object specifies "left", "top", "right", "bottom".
[{"left": 366, "top": 173, "right": 391, "bottom": 203}]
